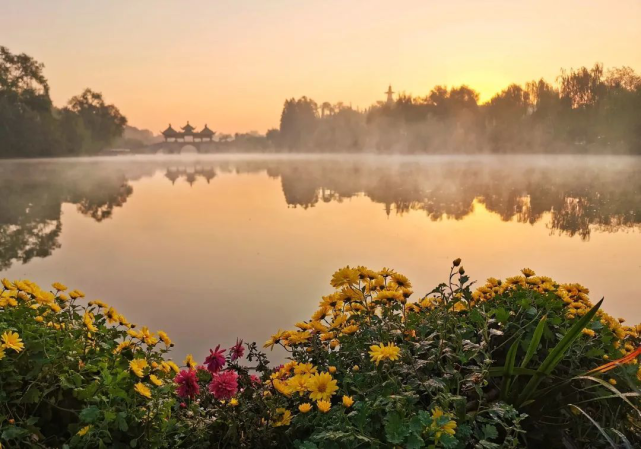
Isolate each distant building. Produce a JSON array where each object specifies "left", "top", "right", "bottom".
[
  {"left": 385, "top": 85, "right": 395, "bottom": 105},
  {"left": 161, "top": 122, "right": 216, "bottom": 142}
]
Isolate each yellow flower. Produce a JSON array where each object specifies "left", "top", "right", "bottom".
[
  {"left": 35, "top": 316, "right": 44, "bottom": 323},
  {"left": 431, "top": 407, "right": 457, "bottom": 438},
  {"left": 129, "top": 359, "right": 148, "bottom": 378},
  {"left": 0, "top": 347, "right": 5, "bottom": 361},
  {"left": 521, "top": 268, "right": 536, "bottom": 278},
  {"left": 299, "top": 403, "right": 312, "bottom": 413},
  {"left": 352, "top": 365, "right": 359, "bottom": 372},
  {"left": 306, "top": 372, "right": 338, "bottom": 401},
  {"left": 184, "top": 354, "right": 197, "bottom": 369},
  {"left": 166, "top": 360, "right": 180, "bottom": 373},
  {"left": 328, "top": 366, "right": 337, "bottom": 374},
  {"left": 77, "top": 425, "right": 91, "bottom": 436},
  {"left": 105, "top": 307, "right": 119, "bottom": 324},
  {"left": 52, "top": 282, "right": 67, "bottom": 291},
  {"left": 158, "top": 330, "right": 172, "bottom": 347},
  {"left": 1, "top": 331, "right": 24, "bottom": 352},
  {"left": 1, "top": 278, "right": 15, "bottom": 290},
  {"left": 272, "top": 408, "right": 292, "bottom": 427},
  {"left": 273, "top": 379, "right": 292, "bottom": 396},
  {"left": 69, "top": 289, "right": 85, "bottom": 299},
  {"left": 134, "top": 382, "right": 151, "bottom": 399},
  {"left": 140, "top": 326, "right": 158, "bottom": 346},
  {"left": 317, "top": 400, "right": 331, "bottom": 413},
  {"left": 608, "top": 378, "right": 617, "bottom": 385},
  {"left": 149, "top": 374, "right": 163, "bottom": 386},
  {"left": 342, "top": 395, "right": 354, "bottom": 408},
  {"left": 389, "top": 273, "right": 412, "bottom": 289},
  {"left": 341, "top": 325, "right": 359, "bottom": 335},
  {"left": 369, "top": 342, "right": 400, "bottom": 365},
  {"left": 90, "top": 300, "right": 108, "bottom": 308},
  {"left": 294, "top": 363, "right": 317, "bottom": 376},
  {"left": 330, "top": 266, "right": 359, "bottom": 289},
  {"left": 229, "top": 398, "right": 239, "bottom": 406},
  {"left": 287, "top": 374, "right": 310, "bottom": 395},
  {"left": 581, "top": 328, "right": 596, "bottom": 338},
  {"left": 83, "top": 311, "right": 98, "bottom": 333},
  {"left": 113, "top": 341, "right": 133, "bottom": 354}
]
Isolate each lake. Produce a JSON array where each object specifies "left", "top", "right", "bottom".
[{"left": 1, "top": 154, "right": 639, "bottom": 362}]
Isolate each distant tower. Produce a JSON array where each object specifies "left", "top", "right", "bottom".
[{"left": 385, "top": 85, "right": 395, "bottom": 105}]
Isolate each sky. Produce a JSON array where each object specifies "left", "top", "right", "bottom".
[{"left": 3, "top": 0, "right": 641, "bottom": 134}]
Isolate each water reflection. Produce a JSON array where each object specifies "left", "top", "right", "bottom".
[{"left": 1, "top": 155, "right": 638, "bottom": 270}]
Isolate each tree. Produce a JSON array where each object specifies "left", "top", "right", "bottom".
[
  {"left": 64, "top": 89, "right": 127, "bottom": 153},
  {"left": 279, "top": 97, "right": 318, "bottom": 150}
]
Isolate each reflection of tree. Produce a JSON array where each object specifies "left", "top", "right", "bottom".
[
  {"left": 0, "top": 162, "right": 136, "bottom": 269},
  {"left": 1, "top": 156, "right": 639, "bottom": 270}
]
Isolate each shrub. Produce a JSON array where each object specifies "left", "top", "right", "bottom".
[{"left": 1, "top": 262, "right": 640, "bottom": 448}]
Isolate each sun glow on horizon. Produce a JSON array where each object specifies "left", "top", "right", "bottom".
[{"left": 2, "top": 0, "right": 640, "bottom": 133}]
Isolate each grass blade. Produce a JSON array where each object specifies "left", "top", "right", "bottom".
[
  {"left": 520, "top": 315, "right": 547, "bottom": 368},
  {"left": 574, "top": 375, "right": 641, "bottom": 416},
  {"left": 568, "top": 404, "right": 617, "bottom": 448},
  {"left": 517, "top": 298, "right": 603, "bottom": 406},
  {"left": 500, "top": 337, "right": 521, "bottom": 400}
]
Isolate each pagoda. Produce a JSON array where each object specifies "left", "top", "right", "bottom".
[{"left": 161, "top": 122, "right": 216, "bottom": 142}]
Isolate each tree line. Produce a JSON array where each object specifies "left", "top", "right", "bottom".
[
  {"left": 272, "top": 64, "right": 641, "bottom": 154},
  {"left": 0, "top": 46, "right": 126, "bottom": 158}
]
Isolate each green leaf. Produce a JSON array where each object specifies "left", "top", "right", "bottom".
[
  {"left": 500, "top": 337, "right": 521, "bottom": 400},
  {"left": 517, "top": 298, "right": 603, "bottom": 406},
  {"left": 482, "top": 423, "right": 499, "bottom": 440},
  {"left": 384, "top": 412, "right": 409, "bottom": 444},
  {"left": 494, "top": 307, "right": 509, "bottom": 324},
  {"left": 520, "top": 316, "right": 547, "bottom": 369},
  {"left": 406, "top": 433, "right": 424, "bottom": 449},
  {"left": 80, "top": 405, "right": 101, "bottom": 423}
]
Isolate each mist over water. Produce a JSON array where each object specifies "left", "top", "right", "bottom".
[{"left": 1, "top": 153, "right": 639, "bottom": 360}]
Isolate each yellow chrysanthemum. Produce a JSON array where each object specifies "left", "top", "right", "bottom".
[
  {"left": 287, "top": 374, "right": 310, "bottom": 395},
  {"left": 134, "top": 382, "right": 151, "bottom": 399},
  {"left": 113, "top": 341, "right": 133, "bottom": 354},
  {"left": 184, "top": 354, "right": 197, "bottom": 369},
  {"left": 317, "top": 400, "right": 331, "bottom": 413},
  {"left": 1, "top": 331, "right": 24, "bottom": 352},
  {"left": 105, "top": 307, "right": 119, "bottom": 324},
  {"left": 158, "top": 330, "right": 172, "bottom": 346},
  {"left": 77, "top": 425, "right": 91, "bottom": 436},
  {"left": 342, "top": 395, "right": 354, "bottom": 408},
  {"left": 52, "top": 282, "right": 67, "bottom": 292},
  {"left": 306, "top": 372, "right": 338, "bottom": 401},
  {"left": 330, "top": 266, "right": 359, "bottom": 289},
  {"left": 369, "top": 342, "right": 400, "bottom": 365},
  {"left": 272, "top": 408, "right": 292, "bottom": 427},
  {"left": 129, "top": 359, "right": 148, "bottom": 378},
  {"left": 521, "top": 268, "right": 536, "bottom": 278},
  {"left": 273, "top": 379, "right": 292, "bottom": 396},
  {"left": 0, "top": 347, "right": 5, "bottom": 361},
  {"left": 298, "top": 403, "right": 312, "bottom": 413},
  {"left": 83, "top": 311, "right": 98, "bottom": 333},
  {"left": 149, "top": 374, "right": 163, "bottom": 386}
]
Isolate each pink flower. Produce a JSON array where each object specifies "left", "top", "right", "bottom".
[
  {"left": 174, "top": 369, "right": 200, "bottom": 399},
  {"left": 250, "top": 374, "right": 261, "bottom": 387},
  {"left": 208, "top": 370, "right": 238, "bottom": 400},
  {"left": 204, "top": 345, "right": 226, "bottom": 373},
  {"left": 230, "top": 339, "right": 245, "bottom": 361}
]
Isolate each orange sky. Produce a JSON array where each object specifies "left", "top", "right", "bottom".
[{"left": 3, "top": 0, "right": 641, "bottom": 134}]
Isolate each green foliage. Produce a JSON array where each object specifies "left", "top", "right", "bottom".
[
  {"left": 1, "top": 263, "right": 640, "bottom": 447},
  {"left": 0, "top": 46, "right": 127, "bottom": 158}
]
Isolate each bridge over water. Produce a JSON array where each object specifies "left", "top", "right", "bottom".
[{"left": 140, "top": 141, "right": 221, "bottom": 154}]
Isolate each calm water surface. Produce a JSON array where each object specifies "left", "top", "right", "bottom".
[{"left": 1, "top": 154, "right": 640, "bottom": 361}]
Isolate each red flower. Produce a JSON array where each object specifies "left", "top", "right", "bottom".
[
  {"left": 250, "top": 374, "right": 261, "bottom": 387},
  {"left": 174, "top": 369, "right": 200, "bottom": 399},
  {"left": 204, "top": 345, "right": 226, "bottom": 373},
  {"left": 230, "top": 339, "right": 245, "bottom": 361},
  {"left": 209, "top": 370, "right": 238, "bottom": 400}
]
